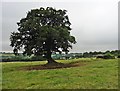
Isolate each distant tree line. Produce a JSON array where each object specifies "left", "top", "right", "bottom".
[
  {"left": 54, "top": 50, "right": 120, "bottom": 59},
  {"left": 1, "top": 50, "right": 120, "bottom": 62},
  {"left": 75, "top": 50, "right": 120, "bottom": 59}
]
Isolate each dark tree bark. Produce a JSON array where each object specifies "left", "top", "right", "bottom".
[
  {"left": 45, "top": 37, "right": 57, "bottom": 64},
  {"left": 46, "top": 50, "right": 57, "bottom": 64}
]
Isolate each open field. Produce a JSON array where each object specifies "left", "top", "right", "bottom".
[{"left": 2, "top": 58, "right": 118, "bottom": 89}]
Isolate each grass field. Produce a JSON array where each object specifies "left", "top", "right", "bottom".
[{"left": 2, "top": 58, "right": 118, "bottom": 89}]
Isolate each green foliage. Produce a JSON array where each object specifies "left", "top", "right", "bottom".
[
  {"left": 31, "top": 56, "right": 46, "bottom": 61},
  {"left": 2, "top": 55, "right": 31, "bottom": 62},
  {"left": 82, "top": 50, "right": 119, "bottom": 58},
  {"left": 117, "top": 55, "right": 120, "bottom": 58},
  {"left": 83, "top": 52, "right": 92, "bottom": 58},
  {"left": 1, "top": 53, "right": 45, "bottom": 62},
  {"left": 103, "top": 53, "right": 115, "bottom": 59},
  {"left": 10, "top": 7, "right": 76, "bottom": 60},
  {"left": 2, "top": 50, "right": 119, "bottom": 62}
]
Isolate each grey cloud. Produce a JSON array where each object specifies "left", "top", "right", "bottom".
[{"left": 2, "top": 1, "right": 118, "bottom": 52}]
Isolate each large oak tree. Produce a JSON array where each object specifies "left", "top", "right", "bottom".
[{"left": 10, "top": 7, "right": 76, "bottom": 64}]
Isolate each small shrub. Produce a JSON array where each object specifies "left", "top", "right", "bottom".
[
  {"left": 117, "top": 55, "right": 120, "bottom": 58},
  {"left": 97, "top": 56, "right": 104, "bottom": 59},
  {"left": 103, "top": 54, "right": 115, "bottom": 59},
  {"left": 31, "top": 56, "right": 46, "bottom": 61}
]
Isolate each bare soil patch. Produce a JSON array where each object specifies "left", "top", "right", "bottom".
[{"left": 20, "top": 61, "right": 86, "bottom": 70}]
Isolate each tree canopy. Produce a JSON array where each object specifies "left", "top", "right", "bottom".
[{"left": 10, "top": 7, "right": 76, "bottom": 63}]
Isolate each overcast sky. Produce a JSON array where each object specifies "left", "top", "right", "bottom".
[{"left": 1, "top": 0, "right": 119, "bottom": 53}]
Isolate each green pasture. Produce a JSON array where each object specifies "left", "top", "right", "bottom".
[{"left": 2, "top": 58, "right": 118, "bottom": 89}]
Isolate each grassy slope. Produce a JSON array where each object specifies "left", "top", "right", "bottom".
[{"left": 2, "top": 58, "right": 118, "bottom": 89}]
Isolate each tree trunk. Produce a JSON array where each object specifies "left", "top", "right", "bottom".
[
  {"left": 45, "top": 37, "right": 58, "bottom": 64},
  {"left": 46, "top": 50, "right": 57, "bottom": 64}
]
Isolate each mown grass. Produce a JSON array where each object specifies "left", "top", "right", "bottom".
[{"left": 2, "top": 58, "right": 118, "bottom": 89}]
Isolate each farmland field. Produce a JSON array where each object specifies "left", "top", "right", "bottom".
[{"left": 2, "top": 58, "right": 118, "bottom": 89}]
